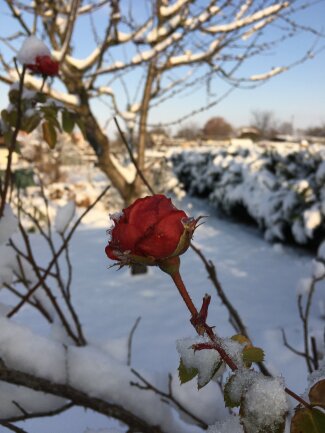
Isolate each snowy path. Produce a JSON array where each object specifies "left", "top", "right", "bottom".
[{"left": 17, "top": 196, "right": 322, "bottom": 433}]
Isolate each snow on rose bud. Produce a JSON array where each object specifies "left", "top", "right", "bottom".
[
  {"left": 105, "top": 195, "right": 200, "bottom": 268},
  {"left": 17, "top": 35, "right": 59, "bottom": 77}
]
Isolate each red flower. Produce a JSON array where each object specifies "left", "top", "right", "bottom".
[
  {"left": 105, "top": 195, "right": 198, "bottom": 266},
  {"left": 26, "top": 55, "right": 59, "bottom": 77}
]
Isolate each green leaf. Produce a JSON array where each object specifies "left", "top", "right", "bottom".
[
  {"left": 178, "top": 358, "right": 198, "bottom": 385},
  {"left": 242, "top": 347, "right": 264, "bottom": 364},
  {"left": 8, "top": 89, "right": 19, "bottom": 104},
  {"left": 62, "top": 110, "right": 75, "bottom": 134},
  {"left": 42, "top": 121, "right": 57, "bottom": 149},
  {"left": 309, "top": 380, "right": 325, "bottom": 409},
  {"left": 22, "top": 114, "right": 41, "bottom": 133},
  {"left": 35, "top": 92, "right": 47, "bottom": 103},
  {"left": 224, "top": 375, "right": 240, "bottom": 408},
  {"left": 231, "top": 334, "right": 251, "bottom": 345},
  {"left": 1, "top": 109, "right": 9, "bottom": 124},
  {"left": 41, "top": 106, "right": 62, "bottom": 132},
  {"left": 290, "top": 408, "right": 325, "bottom": 433}
]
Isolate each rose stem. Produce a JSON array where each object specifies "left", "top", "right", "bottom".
[{"left": 171, "top": 271, "right": 238, "bottom": 371}]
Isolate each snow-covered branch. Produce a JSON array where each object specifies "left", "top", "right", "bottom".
[
  {"left": 204, "top": 3, "right": 289, "bottom": 34},
  {"left": 0, "top": 318, "right": 203, "bottom": 433}
]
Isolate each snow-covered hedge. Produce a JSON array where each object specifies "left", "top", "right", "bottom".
[{"left": 171, "top": 141, "right": 325, "bottom": 246}]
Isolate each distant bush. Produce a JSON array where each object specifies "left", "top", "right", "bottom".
[
  {"left": 171, "top": 142, "right": 325, "bottom": 247},
  {"left": 202, "top": 116, "right": 233, "bottom": 139}
]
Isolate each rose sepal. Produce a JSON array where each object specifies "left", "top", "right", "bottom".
[
  {"left": 158, "top": 256, "right": 181, "bottom": 276},
  {"left": 171, "top": 216, "right": 204, "bottom": 258}
]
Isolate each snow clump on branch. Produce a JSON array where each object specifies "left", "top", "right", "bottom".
[{"left": 17, "top": 36, "right": 51, "bottom": 65}]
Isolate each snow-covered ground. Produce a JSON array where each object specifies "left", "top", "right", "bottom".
[{"left": 5, "top": 193, "right": 323, "bottom": 432}]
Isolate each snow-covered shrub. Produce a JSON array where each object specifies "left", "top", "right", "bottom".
[{"left": 171, "top": 142, "right": 325, "bottom": 246}]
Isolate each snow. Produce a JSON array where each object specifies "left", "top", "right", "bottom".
[
  {"left": 0, "top": 170, "right": 324, "bottom": 432},
  {"left": 55, "top": 200, "right": 76, "bottom": 234},
  {"left": 312, "top": 259, "right": 325, "bottom": 279},
  {"left": 318, "top": 240, "right": 325, "bottom": 259},
  {"left": 176, "top": 336, "right": 225, "bottom": 387},
  {"left": 296, "top": 277, "right": 313, "bottom": 296},
  {"left": 242, "top": 375, "right": 288, "bottom": 432},
  {"left": 64, "top": 49, "right": 101, "bottom": 70},
  {"left": 160, "top": 0, "right": 189, "bottom": 17},
  {"left": 242, "top": 16, "right": 276, "bottom": 40},
  {"left": 206, "top": 3, "right": 288, "bottom": 34},
  {"left": 17, "top": 36, "right": 50, "bottom": 65},
  {"left": 8, "top": 69, "right": 80, "bottom": 106},
  {"left": 0, "top": 382, "right": 66, "bottom": 420},
  {"left": 171, "top": 143, "right": 325, "bottom": 246},
  {"left": 0, "top": 245, "right": 16, "bottom": 287},
  {"left": 226, "top": 369, "right": 259, "bottom": 405},
  {"left": 303, "top": 205, "right": 322, "bottom": 237},
  {"left": 208, "top": 416, "right": 243, "bottom": 433},
  {"left": 0, "top": 317, "right": 66, "bottom": 383},
  {"left": 250, "top": 66, "right": 286, "bottom": 81},
  {"left": 0, "top": 203, "right": 18, "bottom": 244}
]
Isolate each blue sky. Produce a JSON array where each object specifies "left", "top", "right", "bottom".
[{"left": 0, "top": 1, "right": 324, "bottom": 134}]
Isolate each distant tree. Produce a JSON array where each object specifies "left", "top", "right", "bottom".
[
  {"left": 277, "top": 121, "right": 294, "bottom": 136},
  {"left": 305, "top": 123, "right": 325, "bottom": 137},
  {"left": 150, "top": 125, "right": 170, "bottom": 137},
  {"left": 251, "top": 110, "right": 276, "bottom": 138},
  {"left": 174, "top": 123, "right": 201, "bottom": 140},
  {"left": 203, "top": 117, "right": 233, "bottom": 139}
]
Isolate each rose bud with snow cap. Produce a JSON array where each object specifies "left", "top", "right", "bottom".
[
  {"left": 105, "top": 195, "right": 200, "bottom": 272},
  {"left": 17, "top": 36, "right": 59, "bottom": 77}
]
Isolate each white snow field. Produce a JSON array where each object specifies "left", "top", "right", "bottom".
[{"left": 2, "top": 194, "right": 321, "bottom": 433}]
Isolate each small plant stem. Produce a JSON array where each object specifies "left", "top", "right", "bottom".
[
  {"left": 0, "top": 66, "right": 26, "bottom": 217},
  {"left": 284, "top": 387, "right": 313, "bottom": 410},
  {"left": 171, "top": 271, "right": 198, "bottom": 318},
  {"left": 171, "top": 271, "right": 238, "bottom": 371}
]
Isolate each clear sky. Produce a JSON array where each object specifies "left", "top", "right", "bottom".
[{"left": 0, "top": 1, "right": 324, "bottom": 134}]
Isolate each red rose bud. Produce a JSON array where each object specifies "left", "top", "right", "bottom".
[
  {"left": 105, "top": 194, "right": 200, "bottom": 267},
  {"left": 26, "top": 55, "right": 59, "bottom": 77}
]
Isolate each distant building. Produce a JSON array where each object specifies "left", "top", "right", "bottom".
[{"left": 237, "top": 127, "right": 260, "bottom": 141}]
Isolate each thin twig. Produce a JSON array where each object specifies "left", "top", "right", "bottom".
[
  {"left": 16, "top": 221, "right": 82, "bottom": 345},
  {"left": 281, "top": 328, "right": 313, "bottom": 362},
  {"left": 190, "top": 242, "right": 247, "bottom": 336},
  {"left": 4, "top": 401, "right": 74, "bottom": 423},
  {"left": 4, "top": 282, "right": 53, "bottom": 323},
  {"left": 0, "top": 422, "right": 30, "bottom": 433},
  {"left": 7, "top": 186, "right": 110, "bottom": 318},
  {"left": 311, "top": 336, "right": 319, "bottom": 371},
  {"left": 130, "top": 369, "right": 208, "bottom": 429},
  {"left": 127, "top": 316, "right": 141, "bottom": 367}
]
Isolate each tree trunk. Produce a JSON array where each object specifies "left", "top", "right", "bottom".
[
  {"left": 135, "top": 62, "right": 156, "bottom": 194},
  {"left": 63, "top": 73, "right": 135, "bottom": 204}
]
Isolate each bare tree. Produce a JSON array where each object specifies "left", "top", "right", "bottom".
[
  {"left": 0, "top": 0, "right": 323, "bottom": 202},
  {"left": 251, "top": 109, "right": 276, "bottom": 138},
  {"left": 174, "top": 122, "right": 201, "bottom": 140}
]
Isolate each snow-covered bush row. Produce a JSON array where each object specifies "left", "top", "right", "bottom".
[{"left": 171, "top": 142, "right": 325, "bottom": 246}]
